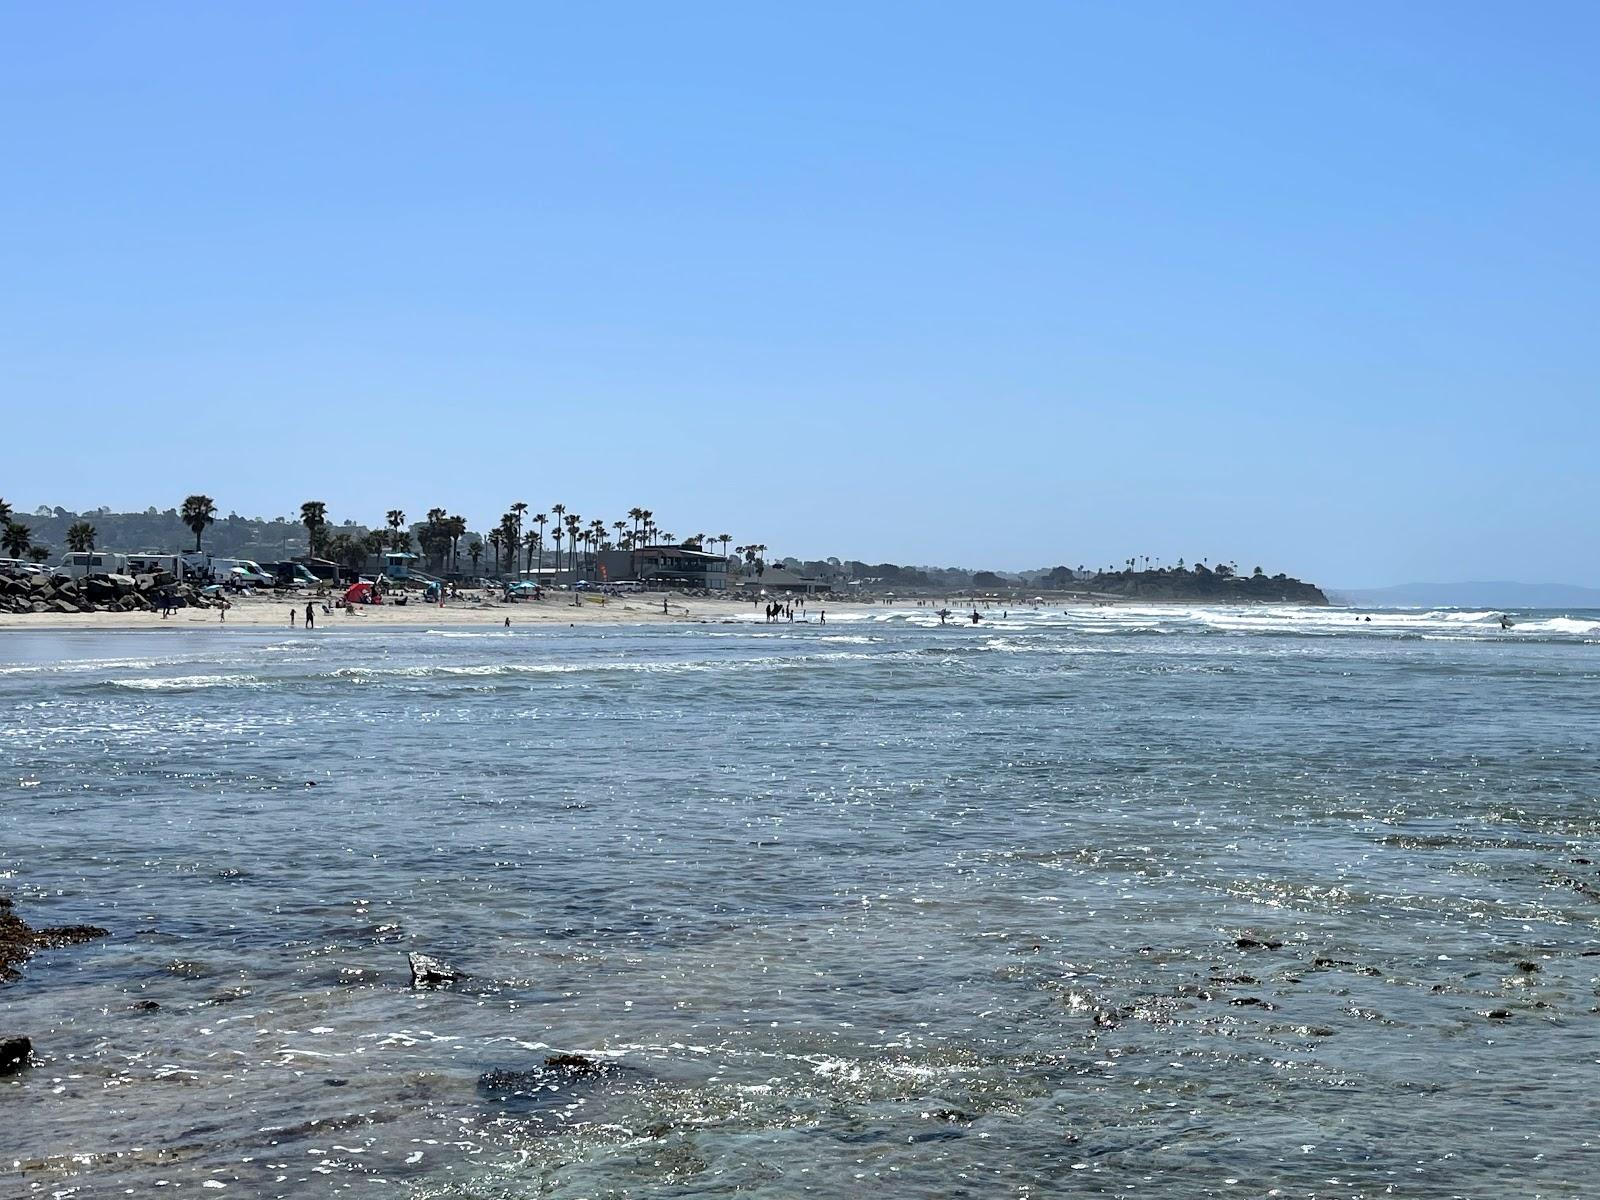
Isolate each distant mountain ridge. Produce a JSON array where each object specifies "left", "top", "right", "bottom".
[{"left": 1331, "top": 581, "right": 1600, "bottom": 609}]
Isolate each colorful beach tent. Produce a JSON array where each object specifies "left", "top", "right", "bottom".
[{"left": 344, "top": 582, "right": 380, "bottom": 604}]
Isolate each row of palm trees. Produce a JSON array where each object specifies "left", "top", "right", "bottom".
[
  {"left": 12, "top": 493, "right": 758, "bottom": 583},
  {"left": 475, "top": 502, "right": 742, "bottom": 582}
]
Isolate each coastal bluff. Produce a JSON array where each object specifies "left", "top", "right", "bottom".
[{"left": 1062, "top": 566, "right": 1329, "bottom": 605}]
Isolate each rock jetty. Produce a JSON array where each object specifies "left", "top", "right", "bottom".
[{"left": 0, "top": 567, "right": 222, "bottom": 616}]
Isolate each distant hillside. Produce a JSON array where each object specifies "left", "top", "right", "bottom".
[
  {"left": 1030, "top": 564, "right": 1328, "bottom": 605},
  {"left": 1332, "top": 581, "right": 1600, "bottom": 609},
  {"left": 6, "top": 505, "right": 365, "bottom": 562}
]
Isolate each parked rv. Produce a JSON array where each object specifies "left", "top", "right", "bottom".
[
  {"left": 265, "top": 561, "right": 319, "bottom": 588},
  {"left": 208, "top": 558, "right": 273, "bottom": 586},
  {"left": 124, "top": 552, "right": 190, "bottom": 579},
  {"left": 59, "top": 551, "right": 129, "bottom": 579}
]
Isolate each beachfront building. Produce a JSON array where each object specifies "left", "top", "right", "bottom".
[
  {"left": 736, "top": 566, "right": 829, "bottom": 595},
  {"left": 597, "top": 544, "right": 728, "bottom": 590}
]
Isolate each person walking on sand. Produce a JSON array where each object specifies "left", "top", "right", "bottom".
[
  {"left": 290, "top": 607, "right": 296, "bottom": 627},
  {"left": 305, "top": 601, "right": 315, "bottom": 629}
]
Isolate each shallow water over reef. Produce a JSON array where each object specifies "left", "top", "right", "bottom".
[{"left": 2, "top": 607, "right": 1598, "bottom": 1197}]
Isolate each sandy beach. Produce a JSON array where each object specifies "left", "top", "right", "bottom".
[{"left": 0, "top": 588, "right": 868, "bottom": 631}]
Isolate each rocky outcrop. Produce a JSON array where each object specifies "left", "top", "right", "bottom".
[
  {"left": 407, "top": 951, "right": 463, "bottom": 988},
  {"left": 0, "top": 895, "right": 109, "bottom": 984},
  {"left": 0, "top": 1034, "right": 31, "bottom": 1076},
  {"left": 0, "top": 568, "right": 223, "bottom": 616}
]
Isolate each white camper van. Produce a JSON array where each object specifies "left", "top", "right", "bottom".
[{"left": 59, "top": 551, "right": 129, "bottom": 579}]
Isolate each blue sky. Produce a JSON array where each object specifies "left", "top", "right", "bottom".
[{"left": 3, "top": 2, "right": 1596, "bottom": 585}]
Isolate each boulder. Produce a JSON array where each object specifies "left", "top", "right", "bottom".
[
  {"left": 407, "top": 952, "right": 463, "bottom": 988},
  {"left": 0, "top": 1035, "right": 31, "bottom": 1076}
]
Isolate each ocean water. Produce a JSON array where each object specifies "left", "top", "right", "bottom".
[{"left": 2, "top": 605, "right": 1598, "bottom": 1198}]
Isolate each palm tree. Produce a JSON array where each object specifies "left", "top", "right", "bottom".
[
  {"left": 498, "top": 514, "right": 520, "bottom": 577},
  {"left": 467, "top": 540, "right": 484, "bottom": 574},
  {"left": 0, "top": 498, "right": 10, "bottom": 524},
  {"left": 487, "top": 530, "right": 503, "bottom": 577},
  {"left": 446, "top": 515, "right": 467, "bottom": 574},
  {"left": 422, "top": 507, "right": 449, "bottom": 572},
  {"left": 640, "top": 509, "right": 654, "bottom": 545},
  {"left": 300, "top": 501, "right": 329, "bottom": 556},
  {"left": 523, "top": 530, "right": 538, "bottom": 573},
  {"left": 510, "top": 502, "right": 528, "bottom": 558},
  {"left": 549, "top": 523, "right": 563, "bottom": 579},
  {"left": 628, "top": 507, "right": 645, "bottom": 546},
  {"left": 26, "top": 545, "right": 49, "bottom": 564},
  {"left": 362, "top": 531, "right": 387, "bottom": 574},
  {"left": 532, "top": 513, "right": 548, "bottom": 571},
  {"left": 564, "top": 513, "right": 582, "bottom": 580},
  {"left": 717, "top": 533, "right": 732, "bottom": 561},
  {"left": 181, "top": 494, "right": 217, "bottom": 552},
  {"left": 386, "top": 509, "right": 406, "bottom": 550},
  {"left": 2, "top": 521, "right": 32, "bottom": 559},
  {"left": 66, "top": 522, "right": 96, "bottom": 552},
  {"left": 613, "top": 520, "right": 627, "bottom": 551}
]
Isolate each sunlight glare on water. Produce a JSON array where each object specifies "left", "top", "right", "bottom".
[{"left": 2, "top": 606, "right": 1598, "bottom": 1197}]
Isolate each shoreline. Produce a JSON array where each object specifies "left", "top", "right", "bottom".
[
  {"left": 0, "top": 590, "right": 871, "bottom": 632},
  {"left": 0, "top": 590, "right": 1338, "bottom": 634}
]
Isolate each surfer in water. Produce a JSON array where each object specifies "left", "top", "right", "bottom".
[{"left": 1499, "top": 614, "right": 1514, "bottom": 630}]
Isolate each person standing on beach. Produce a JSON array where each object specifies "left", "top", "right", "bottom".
[
  {"left": 290, "top": 607, "right": 296, "bottom": 627},
  {"left": 305, "top": 601, "right": 315, "bottom": 629}
]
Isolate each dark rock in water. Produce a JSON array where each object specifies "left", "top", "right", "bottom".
[
  {"left": 0, "top": 1034, "right": 33, "bottom": 1075},
  {"left": 542, "top": 1052, "right": 603, "bottom": 1078},
  {"left": 408, "top": 951, "right": 463, "bottom": 988},
  {"left": 34, "top": 924, "right": 109, "bottom": 948},
  {"left": 1514, "top": 960, "right": 1540, "bottom": 973},
  {"left": 477, "top": 1053, "right": 627, "bottom": 1120},
  {"left": 129, "top": 999, "right": 161, "bottom": 1012},
  {"left": 1230, "top": 996, "right": 1272, "bottom": 1008},
  {"left": 1235, "top": 937, "right": 1284, "bottom": 951},
  {"left": 1, "top": 896, "right": 109, "bottom": 985},
  {"left": 1485, "top": 1009, "right": 1512, "bottom": 1020}
]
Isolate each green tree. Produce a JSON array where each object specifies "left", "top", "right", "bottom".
[
  {"left": 445, "top": 515, "right": 467, "bottom": 574},
  {"left": 362, "top": 531, "right": 388, "bottom": 573},
  {"left": 386, "top": 509, "right": 407, "bottom": 550},
  {"left": 300, "top": 501, "right": 329, "bottom": 556},
  {"left": 533, "top": 513, "right": 548, "bottom": 572},
  {"left": 66, "top": 522, "right": 97, "bottom": 552},
  {"left": 26, "top": 544, "right": 50, "bottom": 563},
  {"left": 467, "top": 540, "right": 483, "bottom": 574},
  {"left": 2, "top": 521, "right": 33, "bottom": 559},
  {"left": 181, "top": 494, "right": 217, "bottom": 552},
  {"left": 564, "top": 512, "right": 581, "bottom": 580}
]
